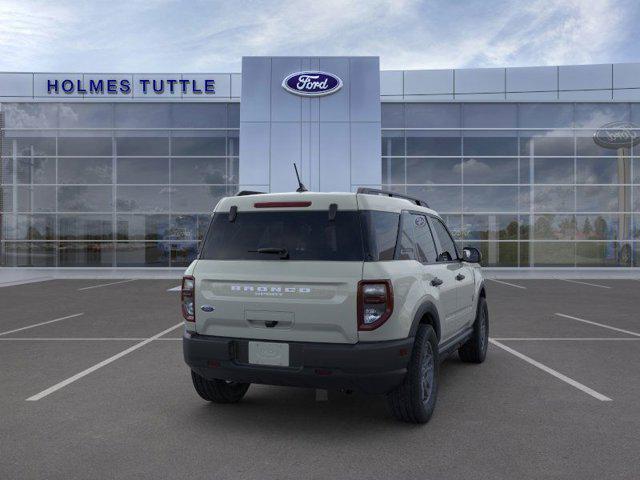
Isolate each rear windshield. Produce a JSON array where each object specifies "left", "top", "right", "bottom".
[{"left": 200, "top": 210, "right": 365, "bottom": 261}]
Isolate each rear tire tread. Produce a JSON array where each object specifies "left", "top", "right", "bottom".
[{"left": 191, "top": 370, "right": 250, "bottom": 403}]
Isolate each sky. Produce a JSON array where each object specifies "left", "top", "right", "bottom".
[{"left": 0, "top": 0, "right": 638, "bottom": 73}]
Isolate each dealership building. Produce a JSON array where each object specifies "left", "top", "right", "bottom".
[{"left": 1, "top": 57, "right": 639, "bottom": 270}]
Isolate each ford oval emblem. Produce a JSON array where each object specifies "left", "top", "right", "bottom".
[
  {"left": 282, "top": 71, "right": 343, "bottom": 97},
  {"left": 200, "top": 305, "right": 215, "bottom": 312},
  {"left": 593, "top": 121, "right": 640, "bottom": 149}
]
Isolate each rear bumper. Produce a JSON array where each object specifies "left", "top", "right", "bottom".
[{"left": 183, "top": 331, "right": 413, "bottom": 394}]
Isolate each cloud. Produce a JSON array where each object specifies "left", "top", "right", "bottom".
[{"left": 0, "top": 0, "right": 636, "bottom": 72}]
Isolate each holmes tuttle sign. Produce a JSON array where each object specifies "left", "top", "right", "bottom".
[
  {"left": 282, "top": 71, "right": 342, "bottom": 97},
  {"left": 593, "top": 121, "right": 640, "bottom": 149}
]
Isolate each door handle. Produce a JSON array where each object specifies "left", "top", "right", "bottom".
[
  {"left": 455, "top": 274, "right": 465, "bottom": 281},
  {"left": 431, "top": 277, "right": 443, "bottom": 287}
]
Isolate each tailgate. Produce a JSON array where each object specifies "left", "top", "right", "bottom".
[{"left": 193, "top": 260, "right": 361, "bottom": 344}]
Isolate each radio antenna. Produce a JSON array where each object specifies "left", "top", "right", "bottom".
[{"left": 293, "top": 163, "right": 308, "bottom": 192}]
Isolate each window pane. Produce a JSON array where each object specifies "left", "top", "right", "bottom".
[
  {"left": 463, "top": 104, "right": 516, "bottom": 128},
  {"left": 169, "top": 214, "right": 198, "bottom": 241},
  {"left": 382, "top": 158, "right": 405, "bottom": 184},
  {"left": 115, "top": 242, "right": 169, "bottom": 267},
  {"left": 58, "top": 158, "right": 112, "bottom": 184},
  {"left": 576, "top": 186, "right": 628, "bottom": 212},
  {"left": 1, "top": 186, "right": 12, "bottom": 211},
  {"left": 441, "top": 214, "right": 462, "bottom": 240},
  {"left": 171, "top": 133, "right": 226, "bottom": 156},
  {"left": 519, "top": 134, "right": 574, "bottom": 156},
  {"left": 576, "top": 157, "right": 630, "bottom": 184},
  {"left": 576, "top": 242, "right": 631, "bottom": 267},
  {"left": 116, "top": 214, "right": 169, "bottom": 240},
  {"left": 396, "top": 212, "right": 416, "bottom": 261},
  {"left": 518, "top": 104, "right": 573, "bottom": 128},
  {"left": 171, "top": 186, "right": 227, "bottom": 212},
  {"left": 3, "top": 136, "right": 56, "bottom": 156},
  {"left": 406, "top": 186, "right": 461, "bottom": 212},
  {"left": 228, "top": 103, "right": 240, "bottom": 127},
  {"left": 574, "top": 103, "right": 630, "bottom": 128},
  {"left": 227, "top": 130, "right": 239, "bottom": 157},
  {"left": 406, "top": 158, "right": 461, "bottom": 184},
  {"left": 461, "top": 214, "right": 519, "bottom": 240},
  {"left": 2, "top": 104, "right": 58, "bottom": 128},
  {"left": 171, "top": 158, "right": 228, "bottom": 184},
  {"left": 576, "top": 135, "right": 626, "bottom": 156},
  {"left": 462, "top": 157, "right": 517, "bottom": 184},
  {"left": 58, "top": 186, "right": 113, "bottom": 212},
  {"left": 533, "top": 214, "right": 576, "bottom": 240},
  {"left": 533, "top": 186, "right": 574, "bottom": 212},
  {"left": 171, "top": 242, "right": 198, "bottom": 267},
  {"left": 16, "top": 157, "right": 55, "bottom": 184},
  {"left": 17, "top": 186, "right": 56, "bottom": 212},
  {"left": 59, "top": 103, "right": 112, "bottom": 128},
  {"left": 58, "top": 137, "right": 113, "bottom": 156},
  {"left": 360, "top": 211, "right": 400, "bottom": 261},
  {"left": 463, "top": 186, "right": 518, "bottom": 212},
  {"left": 116, "top": 158, "right": 169, "bottom": 184},
  {"left": 464, "top": 241, "right": 518, "bottom": 267},
  {"left": 406, "top": 104, "right": 460, "bottom": 128},
  {"left": 2, "top": 242, "right": 56, "bottom": 267},
  {"left": 381, "top": 103, "right": 404, "bottom": 128},
  {"left": 15, "top": 214, "right": 55, "bottom": 240},
  {"left": 59, "top": 214, "right": 113, "bottom": 240},
  {"left": 171, "top": 104, "right": 227, "bottom": 128},
  {"left": 381, "top": 130, "right": 404, "bottom": 156},
  {"left": 116, "top": 136, "right": 168, "bottom": 156},
  {"left": 534, "top": 158, "right": 574, "bottom": 184},
  {"left": 532, "top": 242, "right": 575, "bottom": 266},
  {"left": 197, "top": 214, "right": 212, "bottom": 240},
  {"left": 116, "top": 186, "right": 170, "bottom": 212},
  {"left": 576, "top": 214, "right": 630, "bottom": 241},
  {"left": 463, "top": 135, "right": 518, "bottom": 156},
  {"left": 114, "top": 104, "right": 170, "bottom": 128},
  {"left": 59, "top": 242, "right": 114, "bottom": 267},
  {"left": 407, "top": 131, "right": 460, "bottom": 156}
]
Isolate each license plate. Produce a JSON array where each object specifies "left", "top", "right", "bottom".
[{"left": 248, "top": 341, "right": 289, "bottom": 367}]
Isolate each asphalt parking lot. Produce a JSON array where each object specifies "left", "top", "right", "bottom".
[{"left": 1, "top": 278, "right": 639, "bottom": 479}]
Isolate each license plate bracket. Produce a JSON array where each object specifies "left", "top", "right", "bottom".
[{"left": 248, "top": 341, "right": 290, "bottom": 367}]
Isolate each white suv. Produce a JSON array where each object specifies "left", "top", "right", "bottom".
[{"left": 182, "top": 188, "right": 488, "bottom": 423}]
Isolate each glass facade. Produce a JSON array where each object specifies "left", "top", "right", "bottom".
[
  {"left": 1, "top": 100, "right": 639, "bottom": 268},
  {"left": 0, "top": 102, "right": 239, "bottom": 267},
  {"left": 382, "top": 103, "right": 640, "bottom": 267}
]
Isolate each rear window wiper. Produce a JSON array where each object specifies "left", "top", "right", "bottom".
[{"left": 248, "top": 247, "right": 290, "bottom": 259}]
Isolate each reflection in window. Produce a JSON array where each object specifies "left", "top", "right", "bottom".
[
  {"left": 116, "top": 186, "right": 171, "bottom": 213},
  {"left": 58, "top": 137, "right": 112, "bottom": 156},
  {"left": 59, "top": 214, "right": 113, "bottom": 240},
  {"left": 533, "top": 215, "right": 576, "bottom": 240},
  {"left": 534, "top": 158, "right": 574, "bottom": 184},
  {"left": 533, "top": 186, "right": 574, "bottom": 212},
  {"left": 462, "top": 158, "right": 517, "bottom": 184},
  {"left": 406, "top": 158, "right": 461, "bottom": 184},
  {"left": 576, "top": 157, "right": 630, "bottom": 184},
  {"left": 382, "top": 158, "right": 405, "bottom": 184},
  {"left": 115, "top": 242, "right": 169, "bottom": 267},
  {"left": 117, "top": 158, "right": 170, "bottom": 184},
  {"left": 576, "top": 186, "right": 628, "bottom": 212},
  {"left": 16, "top": 157, "right": 56, "bottom": 184},
  {"left": 461, "top": 215, "right": 519, "bottom": 240},
  {"left": 58, "top": 158, "right": 112, "bottom": 184},
  {"left": 171, "top": 158, "right": 228, "bottom": 184},
  {"left": 58, "top": 186, "right": 113, "bottom": 212},
  {"left": 463, "top": 186, "right": 518, "bottom": 212},
  {"left": 406, "top": 186, "right": 461, "bottom": 213},
  {"left": 116, "top": 214, "right": 169, "bottom": 241},
  {"left": 406, "top": 132, "right": 460, "bottom": 156}
]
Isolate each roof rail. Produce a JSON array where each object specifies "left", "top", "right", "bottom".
[
  {"left": 356, "top": 187, "right": 429, "bottom": 208},
  {"left": 236, "top": 190, "right": 266, "bottom": 196}
]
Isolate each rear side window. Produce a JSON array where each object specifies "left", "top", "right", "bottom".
[
  {"left": 360, "top": 211, "right": 399, "bottom": 261},
  {"left": 200, "top": 211, "right": 364, "bottom": 261},
  {"left": 430, "top": 217, "right": 459, "bottom": 262},
  {"left": 396, "top": 212, "right": 438, "bottom": 263}
]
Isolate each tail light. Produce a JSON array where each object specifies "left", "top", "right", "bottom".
[
  {"left": 181, "top": 275, "right": 195, "bottom": 321},
  {"left": 357, "top": 280, "right": 393, "bottom": 331}
]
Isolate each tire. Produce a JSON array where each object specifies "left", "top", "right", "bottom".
[
  {"left": 458, "top": 296, "right": 489, "bottom": 364},
  {"left": 190, "top": 370, "right": 250, "bottom": 403},
  {"left": 387, "top": 324, "right": 438, "bottom": 424}
]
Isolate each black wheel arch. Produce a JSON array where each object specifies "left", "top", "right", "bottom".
[{"left": 409, "top": 301, "right": 442, "bottom": 341}]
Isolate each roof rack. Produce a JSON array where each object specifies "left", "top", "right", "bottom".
[
  {"left": 356, "top": 187, "right": 429, "bottom": 208},
  {"left": 236, "top": 190, "right": 266, "bottom": 196}
]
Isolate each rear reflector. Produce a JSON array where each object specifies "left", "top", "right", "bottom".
[{"left": 254, "top": 201, "right": 312, "bottom": 208}]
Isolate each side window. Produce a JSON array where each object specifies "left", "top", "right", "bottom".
[
  {"left": 396, "top": 213, "right": 416, "bottom": 260},
  {"left": 412, "top": 214, "right": 438, "bottom": 263},
  {"left": 361, "top": 211, "right": 400, "bottom": 261},
  {"left": 430, "top": 217, "right": 459, "bottom": 262}
]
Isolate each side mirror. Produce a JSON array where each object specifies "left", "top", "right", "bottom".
[{"left": 462, "top": 247, "right": 482, "bottom": 264}]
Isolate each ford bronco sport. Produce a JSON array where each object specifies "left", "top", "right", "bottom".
[{"left": 182, "top": 188, "right": 488, "bottom": 423}]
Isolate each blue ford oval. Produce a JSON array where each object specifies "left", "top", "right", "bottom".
[{"left": 282, "top": 71, "right": 343, "bottom": 97}]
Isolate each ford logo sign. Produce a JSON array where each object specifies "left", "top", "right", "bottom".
[
  {"left": 200, "top": 305, "right": 215, "bottom": 312},
  {"left": 282, "top": 71, "right": 343, "bottom": 97},
  {"left": 593, "top": 121, "right": 640, "bottom": 149}
]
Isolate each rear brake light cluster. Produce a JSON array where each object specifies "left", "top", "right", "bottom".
[
  {"left": 181, "top": 275, "right": 195, "bottom": 322},
  {"left": 357, "top": 280, "right": 393, "bottom": 331}
]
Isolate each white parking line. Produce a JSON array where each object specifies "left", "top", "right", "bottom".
[
  {"left": 487, "top": 279, "right": 527, "bottom": 290},
  {"left": 492, "top": 337, "right": 640, "bottom": 341},
  {"left": 26, "top": 322, "right": 183, "bottom": 401},
  {"left": 489, "top": 338, "right": 612, "bottom": 402},
  {"left": 0, "top": 313, "right": 84, "bottom": 337},
  {"left": 555, "top": 313, "right": 640, "bottom": 337},
  {"left": 167, "top": 286, "right": 182, "bottom": 292},
  {"left": 559, "top": 279, "right": 611, "bottom": 289},
  {"left": 78, "top": 279, "right": 137, "bottom": 291},
  {"left": 0, "top": 337, "right": 182, "bottom": 341}
]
